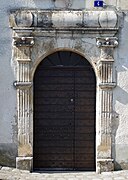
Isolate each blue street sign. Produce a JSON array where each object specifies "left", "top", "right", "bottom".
[{"left": 94, "top": 1, "right": 103, "bottom": 7}]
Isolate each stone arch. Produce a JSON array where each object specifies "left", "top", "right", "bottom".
[{"left": 31, "top": 48, "right": 98, "bottom": 81}]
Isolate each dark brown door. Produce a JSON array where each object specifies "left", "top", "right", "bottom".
[{"left": 33, "top": 51, "right": 96, "bottom": 171}]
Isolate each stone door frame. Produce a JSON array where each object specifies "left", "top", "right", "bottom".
[{"left": 10, "top": 9, "right": 119, "bottom": 173}]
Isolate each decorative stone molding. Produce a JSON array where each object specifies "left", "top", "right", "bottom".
[
  {"left": 13, "top": 82, "right": 32, "bottom": 89},
  {"left": 14, "top": 37, "right": 34, "bottom": 47},
  {"left": 15, "top": 11, "right": 33, "bottom": 27},
  {"left": 99, "top": 83, "right": 116, "bottom": 90},
  {"left": 96, "top": 37, "right": 118, "bottom": 48},
  {"left": 10, "top": 10, "right": 118, "bottom": 29},
  {"left": 96, "top": 37, "right": 118, "bottom": 82},
  {"left": 99, "top": 11, "right": 117, "bottom": 28}
]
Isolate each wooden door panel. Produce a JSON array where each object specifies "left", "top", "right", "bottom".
[
  {"left": 34, "top": 68, "right": 74, "bottom": 169},
  {"left": 33, "top": 51, "right": 96, "bottom": 171},
  {"left": 74, "top": 69, "right": 95, "bottom": 170}
]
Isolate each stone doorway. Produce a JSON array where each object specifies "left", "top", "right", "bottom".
[{"left": 10, "top": 9, "right": 118, "bottom": 173}]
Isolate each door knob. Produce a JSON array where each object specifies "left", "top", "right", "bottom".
[{"left": 70, "top": 98, "right": 74, "bottom": 102}]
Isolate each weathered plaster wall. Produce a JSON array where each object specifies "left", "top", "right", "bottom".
[
  {"left": 0, "top": 0, "right": 128, "bottom": 170},
  {"left": 0, "top": 0, "right": 17, "bottom": 167},
  {"left": 113, "top": 12, "right": 128, "bottom": 170}
]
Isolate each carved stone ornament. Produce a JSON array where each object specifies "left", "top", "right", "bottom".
[
  {"left": 96, "top": 37, "right": 118, "bottom": 48},
  {"left": 10, "top": 10, "right": 118, "bottom": 30},
  {"left": 38, "top": 12, "right": 52, "bottom": 27},
  {"left": 99, "top": 11, "right": 117, "bottom": 28},
  {"left": 65, "top": 0, "right": 73, "bottom": 8},
  {"left": 14, "top": 37, "right": 34, "bottom": 47},
  {"left": 15, "top": 11, "right": 33, "bottom": 27}
]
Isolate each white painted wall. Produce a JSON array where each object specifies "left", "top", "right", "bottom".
[{"left": 113, "top": 12, "right": 128, "bottom": 168}]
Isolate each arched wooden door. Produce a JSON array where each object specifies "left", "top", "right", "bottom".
[{"left": 33, "top": 51, "right": 96, "bottom": 171}]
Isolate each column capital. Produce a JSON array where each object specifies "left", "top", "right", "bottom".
[
  {"left": 96, "top": 37, "right": 118, "bottom": 62},
  {"left": 96, "top": 37, "right": 118, "bottom": 48},
  {"left": 13, "top": 37, "right": 34, "bottom": 47}
]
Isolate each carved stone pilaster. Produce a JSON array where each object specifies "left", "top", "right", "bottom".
[
  {"left": 14, "top": 37, "right": 34, "bottom": 171},
  {"left": 96, "top": 37, "right": 118, "bottom": 173}
]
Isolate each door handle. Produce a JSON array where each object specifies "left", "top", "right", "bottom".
[{"left": 70, "top": 98, "right": 74, "bottom": 102}]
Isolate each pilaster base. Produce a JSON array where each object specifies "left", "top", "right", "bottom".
[
  {"left": 16, "top": 157, "right": 33, "bottom": 171},
  {"left": 97, "top": 159, "right": 114, "bottom": 173}
]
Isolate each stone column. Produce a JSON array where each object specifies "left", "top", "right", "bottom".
[
  {"left": 13, "top": 37, "right": 34, "bottom": 171},
  {"left": 96, "top": 37, "right": 118, "bottom": 173}
]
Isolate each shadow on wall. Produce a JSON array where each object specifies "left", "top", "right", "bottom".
[
  {"left": 112, "top": 85, "right": 128, "bottom": 170},
  {"left": 116, "top": 62, "right": 128, "bottom": 73},
  {"left": 114, "top": 86, "right": 128, "bottom": 105},
  {"left": 111, "top": 110, "right": 120, "bottom": 170},
  {"left": 112, "top": 13, "right": 128, "bottom": 169}
]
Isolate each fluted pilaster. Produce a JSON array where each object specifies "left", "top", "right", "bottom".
[
  {"left": 13, "top": 37, "right": 34, "bottom": 158},
  {"left": 96, "top": 37, "right": 118, "bottom": 173}
]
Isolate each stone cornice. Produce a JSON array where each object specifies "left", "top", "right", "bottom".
[{"left": 12, "top": 27, "right": 118, "bottom": 37}]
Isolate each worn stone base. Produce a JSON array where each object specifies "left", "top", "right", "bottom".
[
  {"left": 97, "top": 159, "right": 114, "bottom": 173},
  {"left": 16, "top": 157, "right": 33, "bottom": 171}
]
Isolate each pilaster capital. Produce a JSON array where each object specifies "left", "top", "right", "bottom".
[
  {"left": 96, "top": 37, "right": 118, "bottom": 48},
  {"left": 13, "top": 37, "right": 34, "bottom": 47},
  {"left": 96, "top": 37, "right": 118, "bottom": 61}
]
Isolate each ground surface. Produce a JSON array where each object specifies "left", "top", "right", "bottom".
[{"left": 0, "top": 167, "right": 128, "bottom": 180}]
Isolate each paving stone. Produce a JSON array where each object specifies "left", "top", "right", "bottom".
[
  {"left": 75, "top": 175, "right": 85, "bottom": 178},
  {"left": 1, "top": 167, "right": 14, "bottom": 171},
  {"left": 101, "top": 172, "right": 113, "bottom": 176},
  {"left": 12, "top": 169, "right": 21, "bottom": 173},
  {"left": 0, "top": 167, "right": 128, "bottom": 180},
  {"left": 20, "top": 170, "right": 30, "bottom": 174},
  {"left": 113, "top": 171, "right": 125, "bottom": 174},
  {"left": 113, "top": 178, "right": 126, "bottom": 180}
]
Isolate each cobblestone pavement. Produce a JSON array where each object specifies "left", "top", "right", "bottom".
[{"left": 0, "top": 167, "right": 128, "bottom": 180}]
